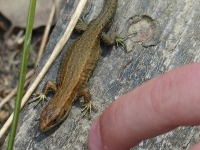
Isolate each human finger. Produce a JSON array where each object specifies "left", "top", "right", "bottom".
[{"left": 88, "top": 62, "right": 200, "bottom": 150}]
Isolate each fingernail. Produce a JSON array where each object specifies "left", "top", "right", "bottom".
[{"left": 88, "top": 119, "right": 103, "bottom": 150}]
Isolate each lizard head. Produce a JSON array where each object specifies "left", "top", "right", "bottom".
[{"left": 39, "top": 103, "right": 71, "bottom": 132}]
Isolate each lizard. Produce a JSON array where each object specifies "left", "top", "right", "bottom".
[{"left": 30, "top": 0, "right": 123, "bottom": 132}]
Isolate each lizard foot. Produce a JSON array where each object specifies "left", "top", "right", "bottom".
[
  {"left": 116, "top": 35, "right": 126, "bottom": 48},
  {"left": 116, "top": 32, "right": 138, "bottom": 49},
  {"left": 75, "top": 17, "right": 88, "bottom": 33},
  {"left": 29, "top": 92, "right": 47, "bottom": 107},
  {"left": 82, "top": 101, "right": 97, "bottom": 118}
]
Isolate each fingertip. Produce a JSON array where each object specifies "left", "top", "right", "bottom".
[
  {"left": 88, "top": 119, "right": 103, "bottom": 150},
  {"left": 190, "top": 142, "right": 200, "bottom": 150}
]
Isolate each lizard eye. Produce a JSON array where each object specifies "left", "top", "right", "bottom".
[{"left": 51, "top": 118, "right": 57, "bottom": 124}]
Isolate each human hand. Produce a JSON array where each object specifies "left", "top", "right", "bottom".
[{"left": 88, "top": 62, "right": 200, "bottom": 150}]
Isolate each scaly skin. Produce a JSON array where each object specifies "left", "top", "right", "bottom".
[{"left": 39, "top": 0, "right": 117, "bottom": 132}]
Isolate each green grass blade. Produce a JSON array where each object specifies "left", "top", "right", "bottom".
[{"left": 7, "top": 0, "right": 37, "bottom": 149}]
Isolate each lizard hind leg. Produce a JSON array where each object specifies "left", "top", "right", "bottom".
[
  {"left": 75, "top": 17, "right": 89, "bottom": 33},
  {"left": 74, "top": 4, "right": 93, "bottom": 33},
  {"left": 101, "top": 32, "right": 127, "bottom": 48},
  {"left": 80, "top": 88, "right": 97, "bottom": 118}
]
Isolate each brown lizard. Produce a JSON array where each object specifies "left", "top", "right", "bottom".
[{"left": 31, "top": 0, "right": 123, "bottom": 132}]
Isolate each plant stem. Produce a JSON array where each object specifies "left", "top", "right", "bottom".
[{"left": 7, "top": 0, "right": 37, "bottom": 149}]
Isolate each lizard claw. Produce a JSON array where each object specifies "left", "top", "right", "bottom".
[
  {"left": 116, "top": 32, "right": 137, "bottom": 49},
  {"left": 116, "top": 35, "right": 126, "bottom": 48},
  {"left": 29, "top": 92, "right": 47, "bottom": 107},
  {"left": 81, "top": 101, "right": 97, "bottom": 118},
  {"left": 75, "top": 17, "right": 88, "bottom": 33}
]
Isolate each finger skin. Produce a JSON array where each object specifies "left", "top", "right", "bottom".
[
  {"left": 190, "top": 142, "right": 200, "bottom": 150},
  {"left": 88, "top": 62, "right": 200, "bottom": 150}
]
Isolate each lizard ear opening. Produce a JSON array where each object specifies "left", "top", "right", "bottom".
[
  {"left": 60, "top": 108, "right": 66, "bottom": 117},
  {"left": 57, "top": 108, "right": 68, "bottom": 121}
]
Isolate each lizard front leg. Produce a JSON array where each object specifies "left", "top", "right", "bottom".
[
  {"left": 80, "top": 88, "right": 97, "bottom": 118},
  {"left": 29, "top": 81, "right": 57, "bottom": 106}
]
